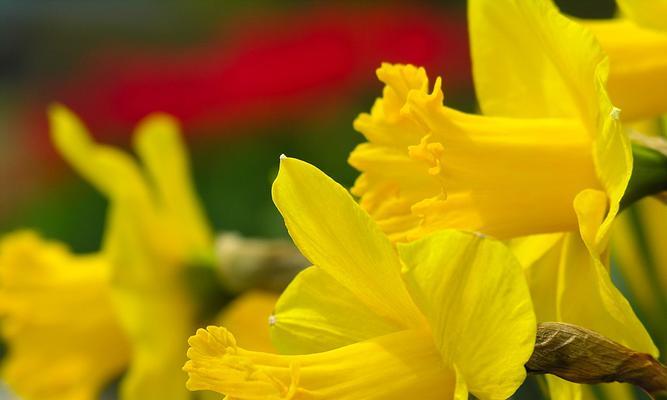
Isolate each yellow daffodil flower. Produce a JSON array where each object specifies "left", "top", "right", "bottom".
[
  {"left": 1, "top": 106, "right": 280, "bottom": 400},
  {"left": 582, "top": 0, "right": 667, "bottom": 121},
  {"left": 184, "top": 157, "right": 537, "bottom": 400},
  {"left": 50, "top": 105, "right": 214, "bottom": 400},
  {"left": 0, "top": 231, "right": 129, "bottom": 400},
  {"left": 349, "top": 0, "right": 658, "bottom": 398},
  {"left": 352, "top": 0, "right": 626, "bottom": 252}
]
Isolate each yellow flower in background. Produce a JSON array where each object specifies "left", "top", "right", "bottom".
[
  {"left": 184, "top": 157, "right": 536, "bottom": 400},
  {"left": 0, "top": 231, "right": 129, "bottom": 400},
  {"left": 49, "top": 105, "right": 215, "bottom": 400},
  {"left": 582, "top": 0, "right": 667, "bottom": 121},
  {"left": 214, "top": 290, "right": 278, "bottom": 353}
]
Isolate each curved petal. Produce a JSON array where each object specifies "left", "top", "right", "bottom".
[
  {"left": 49, "top": 104, "right": 152, "bottom": 208},
  {"left": 185, "top": 327, "right": 455, "bottom": 400},
  {"left": 271, "top": 157, "right": 424, "bottom": 330},
  {"left": 397, "top": 230, "right": 536, "bottom": 400},
  {"left": 133, "top": 115, "right": 212, "bottom": 256},
  {"left": 557, "top": 232, "right": 658, "bottom": 356},
  {"left": 270, "top": 266, "right": 400, "bottom": 355},
  {"left": 469, "top": 0, "right": 606, "bottom": 122},
  {"left": 617, "top": 0, "right": 667, "bottom": 31}
]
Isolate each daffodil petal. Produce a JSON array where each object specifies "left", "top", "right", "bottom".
[
  {"left": 49, "top": 104, "right": 152, "bottom": 206},
  {"left": 469, "top": 0, "right": 605, "bottom": 121},
  {"left": 585, "top": 19, "right": 667, "bottom": 121},
  {"left": 556, "top": 233, "right": 658, "bottom": 356},
  {"left": 510, "top": 234, "right": 565, "bottom": 323},
  {"left": 616, "top": 0, "right": 667, "bottom": 31},
  {"left": 271, "top": 157, "right": 424, "bottom": 330},
  {"left": 397, "top": 230, "right": 536, "bottom": 400},
  {"left": 185, "top": 327, "right": 455, "bottom": 400},
  {"left": 133, "top": 115, "right": 212, "bottom": 253},
  {"left": 271, "top": 266, "right": 400, "bottom": 355}
]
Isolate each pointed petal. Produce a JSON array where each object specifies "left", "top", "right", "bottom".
[
  {"left": 397, "top": 230, "right": 536, "bottom": 400},
  {"left": 556, "top": 233, "right": 658, "bottom": 356},
  {"left": 510, "top": 234, "right": 566, "bottom": 323},
  {"left": 468, "top": 0, "right": 606, "bottom": 121},
  {"left": 133, "top": 115, "right": 212, "bottom": 253},
  {"left": 271, "top": 266, "right": 400, "bottom": 355},
  {"left": 271, "top": 157, "right": 424, "bottom": 330},
  {"left": 49, "top": 104, "right": 151, "bottom": 205}
]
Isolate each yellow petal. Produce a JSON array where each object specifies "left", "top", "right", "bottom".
[
  {"left": 585, "top": 19, "right": 667, "bottom": 122},
  {"left": 616, "top": 0, "right": 667, "bottom": 31},
  {"left": 510, "top": 234, "right": 565, "bottom": 323},
  {"left": 185, "top": 326, "right": 455, "bottom": 400},
  {"left": 133, "top": 115, "right": 212, "bottom": 256},
  {"left": 271, "top": 157, "right": 424, "bottom": 330},
  {"left": 468, "top": 0, "right": 606, "bottom": 122},
  {"left": 0, "top": 231, "right": 130, "bottom": 400},
  {"left": 270, "top": 266, "right": 399, "bottom": 355},
  {"left": 397, "top": 230, "right": 536, "bottom": 400},
  {"left": 214, "top": 290, "right": 278, "bottom": 353},
  {"left": 49, "top": 104, "right": 153, "bottom": 209}
]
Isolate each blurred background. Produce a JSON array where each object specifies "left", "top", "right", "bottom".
[
  {"left": 0, "top": 0, "right": 616, "bottom": 250},
  {"left": 5, "top": 1, "right": 659, "bottom": 399}
]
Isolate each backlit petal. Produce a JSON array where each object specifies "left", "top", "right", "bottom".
[
  {"left": 272, "top": 157, "right": 424, "bottom": 330},
  {"left": 270, "top": 266, "right": 399, "bottom": 355},
  {"left": 397, "top": 230, "right": 536, "bottom": 400}
]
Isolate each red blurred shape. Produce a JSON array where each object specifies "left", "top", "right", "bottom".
[{"left": 29, "top": 4, "right": 469, "bottom": 141}]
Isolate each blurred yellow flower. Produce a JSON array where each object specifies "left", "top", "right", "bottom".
[
  {"left": 214, "top": 290, "right": 278, "bottom": 353},
  {"left": 583, "top": 0, "right": 667, "bottom": 121},
  {"left": 184, "top": 157, "right": 536, "bottom": 400},
  {"left": 49, "top": 105, "right": 215, "bottom": 400},
  {"left": 0, "top": 231, "right": 129, "bottom": 400}
]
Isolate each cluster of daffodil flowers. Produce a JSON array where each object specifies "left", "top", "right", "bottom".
[
  {"left": 0, "top": 106, "right": 282, "bottom": 400},
  {"left": 2, "top": 0, "right": 667, "bottom": 399}
]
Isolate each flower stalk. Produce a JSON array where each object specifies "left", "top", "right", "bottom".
[{"left": 527, "top": 322, "right": 667, "bottom": 399}]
